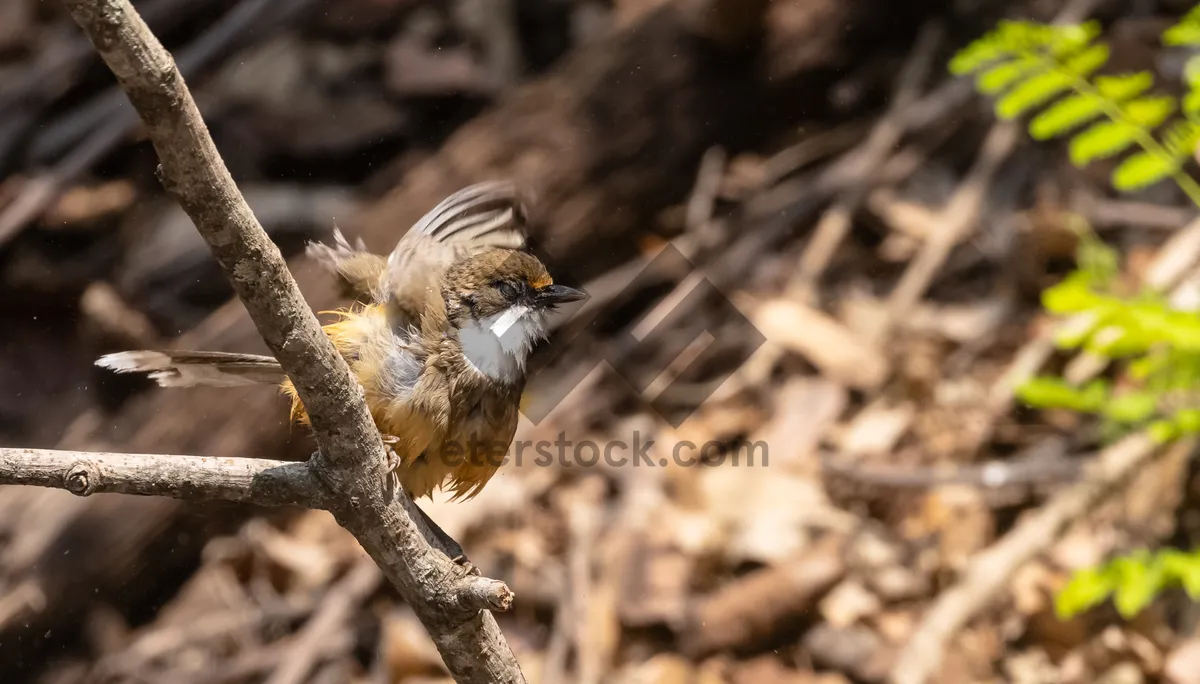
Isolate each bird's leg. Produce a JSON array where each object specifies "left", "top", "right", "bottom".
[{"left": 409, "top": 499, "right": 480, "bottom": 576}]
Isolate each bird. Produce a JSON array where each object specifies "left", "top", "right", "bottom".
[{"left": 96, "top": 181, "right": 586, "bottom": 554}]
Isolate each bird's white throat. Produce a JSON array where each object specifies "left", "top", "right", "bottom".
[{"left": 459, "top": 305, "right": 546, "bottom": 383}]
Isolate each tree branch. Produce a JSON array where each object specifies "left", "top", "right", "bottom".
[
  {"left": 51, "top": 1, "right": 527, "bottom": 681},
  {"left": 0, "top": 445, "right": 517, "bottom": 619},
  {"left": 0, "top": 447, "right": 325, "bottom": 507}
]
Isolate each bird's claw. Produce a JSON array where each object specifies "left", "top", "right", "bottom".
[
  {"left": 380, "top": 434, "right": 402, "bottom": 471},
  {"left": 452, "top": 555, "right": 481, "bottom": 577}
]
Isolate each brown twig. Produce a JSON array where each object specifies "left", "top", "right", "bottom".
[
  {"left": 820, "top": 437, "right": 1078, "bottom": 491},
  {"left": 3, "top": 1, "right": 532, "bottom": 682}
]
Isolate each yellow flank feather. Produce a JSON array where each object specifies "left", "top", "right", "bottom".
[
  {"left": 279, "top": 304, "right": 482, "bottom": 501},
  {"left": 280, "top": 304, "right": 383, "bottom": 427}
]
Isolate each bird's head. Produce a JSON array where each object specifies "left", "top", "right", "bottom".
[{"left": 442, "top": 249, "right": 586, "bottom": 382}]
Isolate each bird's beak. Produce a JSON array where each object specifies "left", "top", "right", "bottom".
[{"left": 535, "top": 283, "right": 587, "bottom": 306}]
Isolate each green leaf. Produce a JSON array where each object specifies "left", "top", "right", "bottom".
[
  {"left": 1087, "top": 324, "right": 1148, "bottom": 357},
  {"left": 1062, "top": 42, "right": 1111, "bottom": 76},
  {"left": 1185, "top": 90, "right": 1200, "bottom": 119},
  {"left": 949, "top": 21, "right": 1035, "bottom": 74},
  {"left": 1165, "top": 120, "right": 1200, "bottom": 154},
  {"left": 1165, "top": 7, "right": 1200, "bottom": 47},
  {"left": 1175, "top": 408, "right": 1200, "bottom": 434},
  {"left": 1016, "top": 377, "right": 1080, "bottom": 409},
  {"left": 977, "top": 58, "right": 1039, "bottom": 94},
  {"left": 949, "top": 37, "right": 1007, "bottom": 75},
  {"left": 1058, "top": 21, "right": 1103, "bottom": 52},
  {"left": 1163, "top": 550, "right": 1200, "bottom": 599},
  {"left": 1113, "top": 151, "right": 1178, "bottom": 192},
  {"left": 1165, "top": 24, "right": 1200, "bottom": 46},
  {"left": 1164, "top": 314, "right": 1200, "bottom": 351},
  {"left": 1055, "top": 567, "right": 1116, "bottom": 618},
  {"left": 1103, "top": 392, "right": 1158, "bottom": 424},
  {"left": 1184, "top": 55, "right": 1200, "bottom": 89},
  {"left": 1029, "top": 93, "right": 1104, "bottom": 139},
  {"left": 1070, "top": 120, "right": 1139, "bottom": 165},
  {"left": 1016, "top": 377, "right": 1108, "bottom": 412},
  {"left": 1128, "top": 354, "right": 1164, "bottom": 380},
  {"left": 995, "top": 43, "right": 1110, "bottom": 120},
  {"left": 1150, "top": 419, "right": 1180, "bottom": 443},
  {"left": 1122, "top": 96, "right": 1177, "bottom": 127},
  {"left": 996, "top": 70, "right": 1075, "bottom": 119},
  {"left": 1042, "top": 21, "right": 1103, "bottom": 58},
  {"left": 1043, "top": 275, "right": 1102, "bottom": 314},
  {"left": 1111, "top": 553, "right": 1164, "bottom": 618},
  {"left": 1095, "top": 72, "right": 1154, "bottom": 101}
]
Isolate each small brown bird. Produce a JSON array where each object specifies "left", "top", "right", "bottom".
[{"left": 97, "top": 181, "right": 586, "bottom": 509}]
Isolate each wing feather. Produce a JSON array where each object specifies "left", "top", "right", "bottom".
[
  {"left": 384, "top": 181, "right": 529, "bottom": 330},
  {"left": 304, "top": 181, "right": 529, "bottom": 329}
]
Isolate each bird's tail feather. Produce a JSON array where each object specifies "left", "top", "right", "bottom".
[{"left": 96, "top": 350, "right": 285, "bottom": 388}]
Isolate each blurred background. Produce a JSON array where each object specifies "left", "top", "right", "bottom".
[{"left": 5, "top": 0, "right": 1200, "bottom": 682}]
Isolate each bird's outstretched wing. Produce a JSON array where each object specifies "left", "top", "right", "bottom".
[
  {"left": 384, "top": 181, "right": 529, "bottom": 330},
  {"left": 305, "top": 181, "right": 529, "bottom": 330}
]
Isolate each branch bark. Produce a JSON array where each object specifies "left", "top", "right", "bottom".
[
  {"left": 51, "top": 1, "right": 527, "bottom": 681},
  {"left": 0, "top": 447, "right": 325, "bottom": 507}
]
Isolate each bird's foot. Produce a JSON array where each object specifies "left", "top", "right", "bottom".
[
  {"left": 380, "top": 434, "right": 402, "bottom": 471},
  {"left": 452, "top": 555, "right": 481, "bottom": 577}
]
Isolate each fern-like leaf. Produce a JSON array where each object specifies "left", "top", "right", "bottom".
[
  {"left": 977, "top": 57, "right": 1040, "bottom": 94},
  {"left": 1185, "top": 89, "right": 1200, "bottom": 119},
  {"left": 1070, "top": 121, "right": 1139, "bottom": 164},
  {"left": 950, "top": 20, "right": 1101, "bottom": 73},
  {"left": 995, "top": 43, "right": 1110, "bottom": 119},
  {"left": 1029, "top": 93, "right": 1104, "bottom": 139},
  {"left": 1116, "top": 119, "right": 1200, "bottom": 190},
  {"left": 1030, "top": 73, "right": 1160, "bottom": 140},
  {"left": 1123, "top": 96, "right": 1177, "bottom": 126},
  {"left": 996, "top": 70, "right": 1076, "bottom": 119},
  {"left": 951, "top": 16, "right": 1200, "bottom": 201},
  {"left": 1096, "top": 72, "right": 1155, "bottom": 100},
  {"left": 1114, "top": 151, "right": 1178, "bottom": 190},
  {"left": 1167, "top": 119, "right": 1200, "bottom": 158},
  {"left": 1167, "top": 9, "right": 1200, "bottom": 132},
  {"left": 1164, "top": 5, "right": 1200, "bottom": 46}
]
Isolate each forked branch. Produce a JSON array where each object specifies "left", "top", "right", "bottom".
[{"left": 0, "top": 1, "right": 530, "bottom": 681}]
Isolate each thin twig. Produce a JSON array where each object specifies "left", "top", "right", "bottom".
[{"left": 46, "top": 1, "right": 527, "bottom": 681}]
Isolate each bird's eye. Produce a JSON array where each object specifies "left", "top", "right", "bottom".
[{"left": 496, "top": 280, "right": 520, "bottom": 300}]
